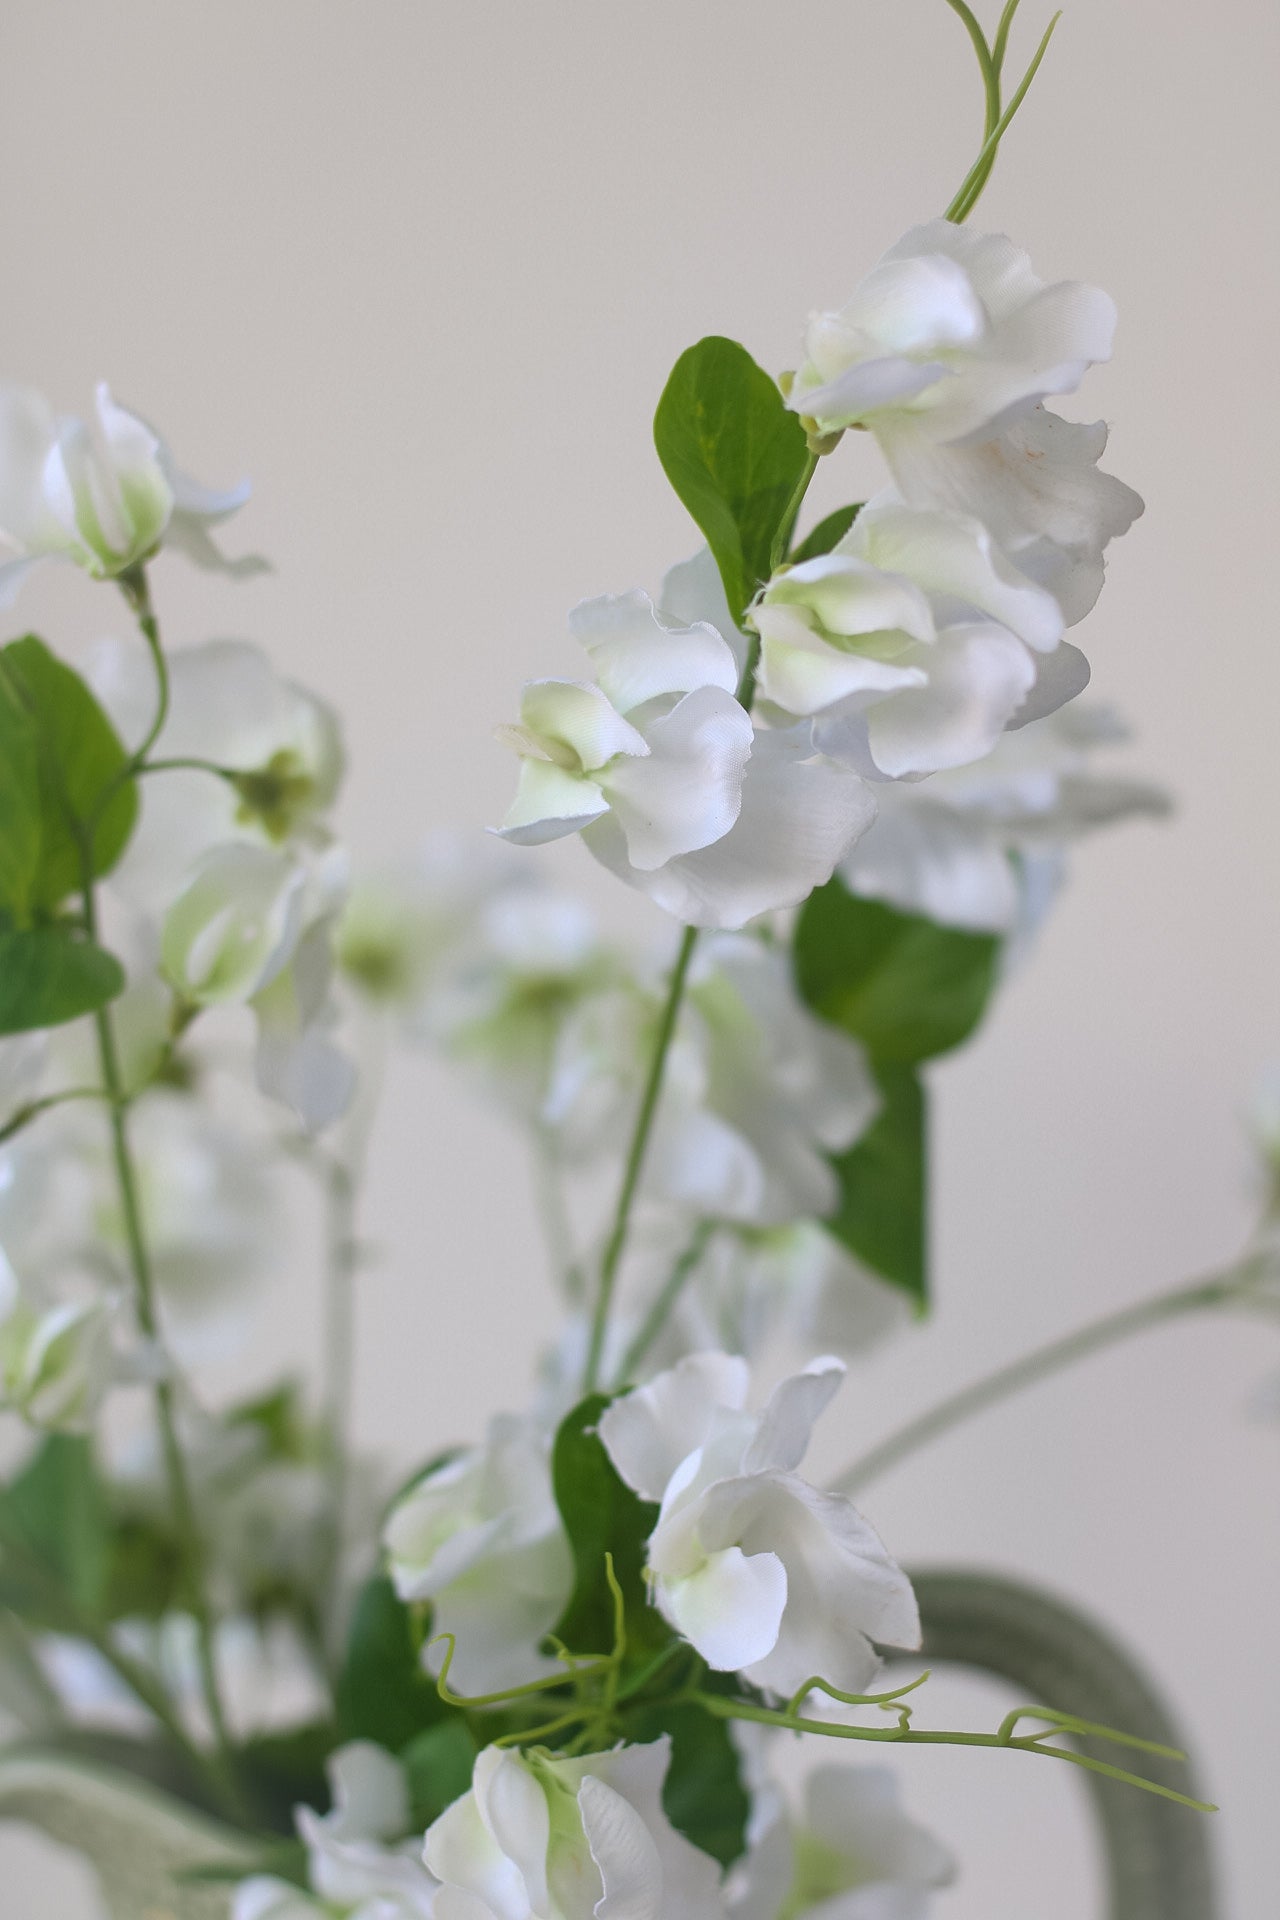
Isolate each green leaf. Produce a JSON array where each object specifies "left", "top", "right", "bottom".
[
  {"left": 101, "top": 1515, "right": 185, "bottom": 1622},
  {"left": 0, "top": 635, "right": 139, "bottom": 908},
  {"left": 0, "top": 672, "right": 42, "bottom": 921},
  {"left": 237, "top": 1722, "right": 334, "bottom": 1837},
  {"left": 626, "top": 1692, "right": 750, "bottom": 1868},
  {"left": 653, "top": 336, "right": 810, "bottom": 620},
  {"left": 550, "top": 1393, "right": 667, "bottom": 1662},
  {"left": 794, "top": 881, "right": 1000, "bottom": 1064},
  {"left": 335, "top": 1574, "right": 445, "bottom": 1750},
  {"left": 0, "top": 1435, "right": 111, "bottom": 1622},
  {"left": 401, "top": 1719, "right": 477, "bottom": 1830},
  {"left": 789, "top": 502, "right": 862, "bottom": 563},
  {"left": 0, "top": 926, "right": 125, "bottom": 1034},
  {"left": 823, "top": 1062, "right": 927, "bottom": 1303}
]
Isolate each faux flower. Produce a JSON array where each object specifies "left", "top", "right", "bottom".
[
  {"left": 234, "top": 1740, "right": 439, "bottom": 1919},
  {"left": 882, "top": 403, "right": 1144, "bottom": 627},
  {"left": 840, "top": 704, "right": 1168, "bottom": 934},
  {"left": 751, "top": 499, "right": 1065, "bottom": 779},
  {"left": 679, "top": 1223, "right": 909, "bottom": 1368},
  {"left": 0, "top": 1253, "right": 116, "bottom": 1432},
  {"left": 497, "top": 590, "right": 751, "bottom": 866},
  {"left": 92, "top": 636, "right": 344, "bottom": 911},
  {"left": 728, "top": 1764, "right": 955, "bottom": 1920},
  {"left": 598, "top": 1354, "right": 919, "bottom": 1696},
  {"left": 383, "top": 1413, "right": 574, "bottom": 1695},
  {"left": 583, "top": 722, "right": 876, "bottom": 929},
  {"left": 423, "top": 1736, "right": 726, "bottom": 1920},
  {"left": 786, "top": 222, "right": 1115, "bottom": 447},
  {"left": 0, "top": 380, "right": 259, "bottom": 603},
  {"left": 544, "top": 934, "right": 878, "bottom": 1227}
]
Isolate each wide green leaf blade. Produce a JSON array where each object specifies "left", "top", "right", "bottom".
[
  {"left": 551, "top": 1393, "right": 667, "bottom": 1661},
  {"left": 0, "top": 1435, "right": 112, "bottom": 1622},
  {"left": 823, "top": 1062, "right": 926, "bottom": 1304},
  {"left": 0, "top": 670, "right": 42, "bottom": 920},
  {"left": 1, "top": 634, "right": 139, "bottom": 908},
  {"left": 335, "top": 1573, "right": 445, "bottom": 1750},
  {"left": 653, "top": 336, "right": 810, "bottom": 621},
  {"left": 0, "top": 926, "right": 125, "bottom": 1033},
  {"left": 790, "top": 501, "right": 862, "bottom": 563},
  {"left": 401, "top": 1719, "right": 478, "bottom": 1830},
  {"left": 794, "top": 880, "right": 1000, "bottom": 1064}
]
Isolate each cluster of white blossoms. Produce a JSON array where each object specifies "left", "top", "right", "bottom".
[
  {"left": 0, "top": 154, "right": 1213, "bottom": 1920},
  {"left": 499, "top": 222, "right": 1142, "bottom": 933}
]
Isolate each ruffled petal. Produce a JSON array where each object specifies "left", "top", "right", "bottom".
[
  {"left": 864, "top": 623, "right": 1037, "bottom": 777},
  {"left": 601, "top": 686, "right": 751, "bottom": 870},
  {"left": 664, "top": 1545, "right": 788, "bottom": 1671},
  {"left": 571, "top": 589, "right": 738, "bottom": 710}
]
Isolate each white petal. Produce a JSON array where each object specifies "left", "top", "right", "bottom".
[
  {"left": 658, "top": 547, "right": 746, "bottom": 667},
  {"left": 571, "top": 589, "right": 738, "bottom": 711},
  {"left": 664, "top": 1546, "right": 788, "bottom": 1671},
  {"left": 848, "top": 498, "right": 1063, "bottom": 651},
  {"left": 1007, "top": 640, "right": 1090, "bottom": 728},
  {"left": 743, "top": 1359, "right": 845, "bottom": 1475},
  {"left": 865, "top": 624, "right": 1036, "bottom": 777},
  {"left": 321, "top": 1740, "right": 410, "bottom": 1842},
  {"left": 587, "top": 726, "right": 875, "bottom": 930},
  {"left": 497, "top": 756, "right": 609, "bottom": 844},
  {"left": 578, "top": 1773, "right": 664, "bottom": 1920},
  {"left": 520, "top": 678, "right": 648, "bottom": 772},
  {"left": 601, "top": 686, "right": 752, "bottom": 870},
  {"left": 842, "top": 252, "right": 986, "bottom": 354},
  {"left": 599, "top": 1353, "right": 750, "bottom": 1501}
]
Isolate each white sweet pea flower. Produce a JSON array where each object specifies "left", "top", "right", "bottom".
[
  {"left": 497, "top": 589, "right": 752, "bottom": 867},
  {"left": 424, "top": 1736, "right": 726, "bottom": 1920},
  {"left": 92, "top": 636, "right": 343, "bottom": 911},
  {"left": 0, "top": 1254, "right": 116, "bottom": 1433},
  {"left": 883, "top": 403, "right": 1144, "bottom": 626},
  {"left": 787, "top": 221, "right": 1115, "bottom": 447},
  {"left": 751, "top": 499, "right": 1067, "bottom": 780},
  {"left": 584, "top": 721, "right": 877, "bottom": 930},
  {"left": 728, "top": 1764, "right": 955, "bottom": 1920},
  {"left": 680, "top": 1224, "right": 909, "bottom": 1369},
  {"left": 383, "top": 1413, "right": 574, "bottom": 1696},
  {"left": 598, "top": 1354, "right": 919, "bottom": 1697},
  {"left": 840, "top": 703, "right": 1169, "bottom": 935},
  {"left": 544, "top": 934, "right": 878, "bottom": 1227},
  {"left": 234, "top": 1740, "right": 439, "bottom": 1920},
  {"left": 0, "top": 380, "right": 259, "bottom": 603}
]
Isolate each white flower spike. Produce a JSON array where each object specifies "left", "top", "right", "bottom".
[{"left": 599, "top": 1354, "right": 919, "bottom": 1697}]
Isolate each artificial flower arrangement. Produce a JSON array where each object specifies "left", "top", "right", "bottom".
[{"left": 0, "top": 6, "right": 1275, "bottom": 1915}]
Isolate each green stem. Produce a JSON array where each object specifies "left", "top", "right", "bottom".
[
  {"left": 945, "top": 11, "right": 1062, "bottom": 222},
  {"left": 768, "top": 450, "right": 820, "bottom": 578},
  {"left": 832, "top": 1255, "right": 1275, "bottom": 1496},
  {"left": 943, "top": 0, "right": 1002, "bottom": 136},
  {"left": 688, "top": 1692, "right": 1215, "bottom": 1813},
  {"left": 583, "top": 926, "right": 700, "bottom": 1392},
  {"left": 136, "top": 755, "right": 237, "bottom": 783},
  {"left": 0, "top": 1086, "right": 108, "bottom": 1146},
  {"left": 613, "top": 1220, "right": 715, "bottom": 1388},
  {"left": 991, "top": 0, "right": 1024, "bottom": 74}
]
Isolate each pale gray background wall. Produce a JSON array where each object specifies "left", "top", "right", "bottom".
[{"left": 0, "top": 1, "right": 1276, "bottom": 1913}]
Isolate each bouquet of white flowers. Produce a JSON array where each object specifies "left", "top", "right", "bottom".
[{"left": 0, "top": 6, "right": 1275, "bottom": 1916}]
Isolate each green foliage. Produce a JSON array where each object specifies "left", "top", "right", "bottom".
[
  {"left": 824, "top": 1063, "right": 927, "bottom": 1303},
  {"left": 789, "top": 502, "right": 862, "bottom": 563},
  {"left": 653, "top": 336, "right": 810, "bottom": 621},
  {"left": 237, "top": 1722, "right": 335, "bottom": 1837},
  {"left": 794, "top": 880, "right": 1001, "bottom": 1306},
  {"left": 0, "top": 925, "right": 125, "bottom": 1033},
  {"left": 0, "top": 671, "right": 42, "bottom": 920},
  {"left": 0, "top": 636, "right": 138, "bottom": 910},
  {"left": 335, "top": 1574, "right": 445, "bottom": 1750},
  {"left": 0, "top": 1435, "right": 112, "bottom": 1623},
  {"left": 550, "top": 1393, "right": 666, "bottom": 1661},
  {"left": 794, "top": 882, "right": 1000, "bottom": 1065},
  {"left": 100, "top": 1514, "right": 185, "bottom": 1622},
  {"left": 627, "top": 1694, "right": 750, "bottom": 1869},
  {"left": 402, "top": 1719, "right": 478, "bottom": 1830}
]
